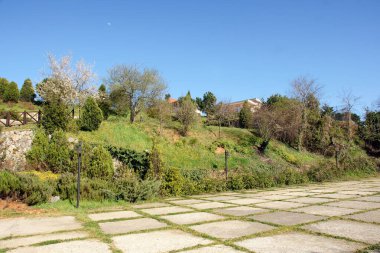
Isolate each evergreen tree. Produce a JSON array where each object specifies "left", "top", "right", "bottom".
[
  {"left": 41, "top": 99, "right": 70, "bottom": 134},
  {"left": 80, "top": 97, "right": 103, "bottom": 131},
  {"left": 3, "top": 81, "right": 20, "bottom": 102},
  {"left": 239, "top": 101, "right": 253, "bottom": 128},
  {"left": 20, "top": 78, "right": 35, "bottom": 102},
  {"left": 0, "top": 77, "right": 9, "bottom": 99}
]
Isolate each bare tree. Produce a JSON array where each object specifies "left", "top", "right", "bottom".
[
  {"left": 340, "top": 89, "right": 360, "bottom": 141},
  {"left": 176, "top": 95, "right": 198, "bottom": 136},
  {"left": 107, "top": 65, "right": 166, "bottom": 123},
  {"left": 291, "top": 76, "right": 321, "bottom": 151},
  {"left": 149, "top": 99, "right": 172, "bottom": 135},
  {"left": 213, "top": 101, "right": 236, "bottom": 138},
  {"left": 253, "top": 105, "right": 278, "bottom": 153}
]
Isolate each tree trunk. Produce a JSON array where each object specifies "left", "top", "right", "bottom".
[
  {"left": 259, "top": 140, "right": 270, "bottom": 153},
  {"left": 347, "top": 111, "right": 352, "bottom": 142},
  {"left": 218, "top": 121, "right": 221, "bottom": 138},
  {"left": 298, "top": 107, "right": 307, "bottom": 151}
]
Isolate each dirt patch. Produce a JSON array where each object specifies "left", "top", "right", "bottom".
[
  {"left": 215, "top": 147, "right": 225, "bottom": 154},
  {"left": 0, "top": 199, "right": 46, "bottom": 216}
]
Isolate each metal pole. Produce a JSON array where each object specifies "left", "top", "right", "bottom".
[
  {"left": 76, "top": 141, "right": 82, "bottom": 208},
  {"left": 225, "top": 150, "right": 229, "bottom": 180}
]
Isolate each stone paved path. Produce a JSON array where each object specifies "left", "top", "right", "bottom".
[{"left": 1, "top": 177, "right": 379, "bottom": 252}]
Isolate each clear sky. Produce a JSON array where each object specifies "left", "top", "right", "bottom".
[{"left": 1, "top": 0, "right": 379, "bottom": 114}]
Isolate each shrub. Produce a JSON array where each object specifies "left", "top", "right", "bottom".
[
  {"left": 276, "top": 168, "right": 308, "bottom": 185},
  {"left": 0, "top": 171, "right": 53, "bottom": 205},
  {"left": 80, "top": 97, "right": 103, "bottom": 131},
  {"left": 114, "top": 177, "right": 160, "bottom": 202},
  {"left": 86, "top": 145, "right": 114, "bottom": 180},
  {"left": 107, "top": 145, "right": 150, "bottom": 179},
  {"left": 160, "top": 167, "right": 184, "bottom": 196},
  {"left": 20, "top": 79, "right": 35, "bottom": 102},
  {"left": 41, "top": 100, "right": 71, "bottom": 134},
  {"left": 3, "top": 81, "right": 19, "bottom": 102},
  {"left": 26, "top": 128, "right": 50, "bottom": 170},
  {"left": 47, "top": 130, "right": 71, "bottom": 173},
  {"left": 227, "top": 174, "right": 245, "bottom": 190},
  {"left": 307, "top": 161, "right": 338, "bottom": 182},
  {"left": 147, "top": 140, "right": 163, "bottom": 179}
]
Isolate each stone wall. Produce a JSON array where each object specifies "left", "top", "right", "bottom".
[{"left": 0, "top": 130, "right": 34, "bottom": 171}]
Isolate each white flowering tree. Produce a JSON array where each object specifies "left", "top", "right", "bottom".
[{"left": 37, "top": 54, "right": 97, "bottom": 113}]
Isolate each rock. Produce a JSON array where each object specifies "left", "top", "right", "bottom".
[
  {"left": 50, "top": 196, "right": 60, "bottom": 203},
  {"left": 0, "top": 130, "right": 34, "bottom": 171}
]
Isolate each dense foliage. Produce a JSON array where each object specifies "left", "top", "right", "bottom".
[
  {"left": 3, "top": 81, "right": 20, "bottom": 102},
  {"left": 20, "top": 79, "right": 35, "bottom": 102},
  {"left": 79, "top": 97, "right": 103, "bottom": 131},
  {"left": 41, "top": 100, "right": 71, "bottom": 134}
]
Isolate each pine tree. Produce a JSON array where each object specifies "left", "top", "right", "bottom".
[
  {"left": 3, "top": 81, "right": 20, "bottom": 102},
  {"left": 20, "top": 79, "right": 35, "bottom": 102},
  {"left": 239, "top": 101, "right": 253, "bottom": 128},
  {"left": 0, "top": 78, "right": 9, "bottom": 99},
  {"left": 80, "top": 97, "right": 103, "bottom": 131}
]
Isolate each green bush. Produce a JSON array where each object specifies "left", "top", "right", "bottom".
[
  {"left": 114, "top": 177, "right": 160, "bottom": 202},
  {"left": 160, "top": 167, "right": 184, "bottom": 196},
  {"left": 307, "top": 161, "right": 338, "bottom": 182},
  {"left": 41, "top": 100, "right": 71, "bottom": 134},
  {"left": 26, "top": 128, "right": 50, "bottom": 170},
  {"left": 47, "top": 130, "right": 71, "bottom": 173},
  {"left": 3, "top": 81, "right": 19, "bottom": 102},
  {"left": 80, "top": 97, "right": 103, "bottom": 131},
  {"left": 227, "top": 174, "right": 245, "bottom": 190},
  {"left": 0, "top": 171, "right": 53, "bottom": 205},
  {"left": 87, "top": 145, "right": 114, "bottom": 180},
  {"left": 276, "top": 168, "right": 308, "bottom": 185}
]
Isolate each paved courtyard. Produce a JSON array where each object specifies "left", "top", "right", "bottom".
[{"left": 1, "top": 177, "right": 380, "bottom": 252}]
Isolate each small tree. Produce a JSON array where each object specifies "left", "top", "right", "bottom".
[
  {"left": 97, "top": 84, "right": 111, "bottom": 120},
  {"left": 291, "top": 76, "right": 321, "bottom": 151},
  {"left": 239, "top": 101, "right": 253, "bottom": 128},
  {"left": 107, "top": 65, "right": 166, "bottom": 123},
  {"left": 3, "top": 81, "right": 20, "bottom": 102},
  {"left": 148, "top": 100, "right": 172, "bottom": 135},
  {"left": 176, "top": 93, "right": 197, "bottom": 136},
  {"left": 26, "top": 128, "right": 50, "bottom": 170},
  {"left": 41, "top": 99, "right": 71, "bottom": 134},
  {"left": 80, "top": 97, "right": 103, "bottom": 131},
  {"left": 0, "top": 78, "right": 9, "bottom": 99},
  {"left": 253, "top": 105, "right": 278, "bottom": 153},
  {"left": 340, "top": 89, "right": 360, "bottom": 142},
  {"left": 20, "top": 79, "right": 35, "bottom": 102},
  {"left": 213, "top": 101, "right": 236, "bottom": 138}
]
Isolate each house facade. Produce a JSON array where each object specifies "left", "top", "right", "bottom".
[{"left": 227, "top": 98, "right": 262, "bottom": 113}]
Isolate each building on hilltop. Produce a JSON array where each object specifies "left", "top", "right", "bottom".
[{"left": 227, "top": 98, "right": 262, "bottom": 113}]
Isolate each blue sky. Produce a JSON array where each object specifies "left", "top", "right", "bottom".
[{"left": 0, "top": 0, "right": 379, "bottom": 114}]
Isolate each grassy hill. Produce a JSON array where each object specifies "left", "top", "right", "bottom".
[{"left": 71, "top": 115, "right": 329, "bottom": 173}]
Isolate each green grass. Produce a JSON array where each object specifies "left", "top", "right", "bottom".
[
  {"left": 68, "top": 115, "right": 327, "bottom": 171},
  {"left": 0, "top": 101, "right": 40, "bottom": 112}
]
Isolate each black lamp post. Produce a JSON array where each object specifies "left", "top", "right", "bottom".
[{"left": 76, "top": 141, "right": 83, "bottom": 208}]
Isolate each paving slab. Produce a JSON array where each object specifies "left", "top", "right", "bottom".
[
  {"left": 287, "top": 197, "right": 333, "bottom": 204},
  {"left": 0, "top": 231, "right": 88, "bottom": 249},
  {"left": 282, "top": 191, "right": 316, "bottom": 197},
  {"left": 324, "top": 200, "right": 380, "bottom": 210},
  {"left": 88, "top": 210, "right": 141, "bottom": 221},
  {"left": 202, "top": 195, "right": 241, "bottom": 201},
  {"left": 255, "top": 201, "right": 307, "bottom": 210},
  {"left": 314, "top": 193, "right": 355, "bottom": 199},
  {"left": 7, "top": 239, "right": 111, "bottom": 253},
  {"left": 293, "top": 205, "right": 359, "bottom": 216},
  {"left": 132, "top": 202, "right": 171, "bottom": 209},
  {"left": 190, "top": 220, "right": 274, "bottom": 239},
  {"left": 250, "top": 211, "right": 326, "bottom": 226},
  {"left": 235, "top": 232, "right": 365, "bottom": 253},
  {"left": 141, "top": 206, "right": 193, "bottom": 215},
  {"left": 99, "top": 217, "right": 167, "bottom": 234},
  {"left": 190, "top": 202, "right": 235, "bottom": 210},
  {"left": 225, "top": 198, "right": 268, "bottom": 205},
  {"left": 112, "top": 229, "right": 212, "bottom": 253},
  {"left": 355, "top": 196, "right": 380, "bottom": 202},
  {"left": 0, "top": 216, "right": 82, "bottom": 239},
  {"left": 259, "top": 195, "right": 296, "bottom": 201},
  {"left": 170, "top": 199, "right": 210, "bottom": 205},
  {"left": 161, "top": 212, "right": 225, "bottom": 225},
  {"left": 302, "top": 219, "right": 380, "bottom": 244},
  {"left": 214, "top": 206, "right": 267, "bottom": 216},
  {"left": 338, "top": 190, "right": 375, "bottom": 196},
  {"left": 346, "top": 209, "right": 380, "bottom": 223},
  {"left": 180, "top": 245, "right": 244, "bottom": 252}
]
